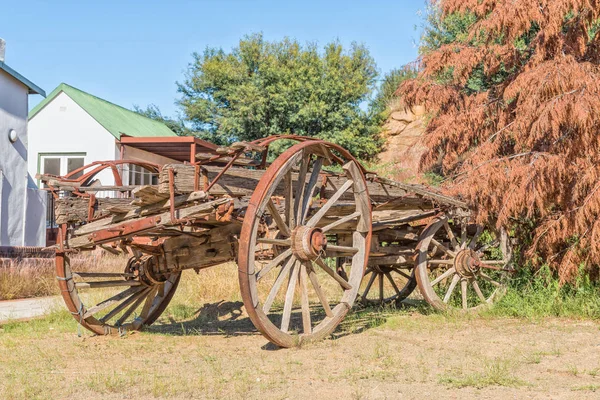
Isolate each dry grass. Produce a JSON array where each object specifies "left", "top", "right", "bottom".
[
  {"left": 0, "top": 258, "right": 56, "bottom": 300},
  {"left": 0, "top": 252, "right": 123, "bottom": 301}
]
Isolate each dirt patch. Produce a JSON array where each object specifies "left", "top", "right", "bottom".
[{"left": 1, "top": 310, "right": 599, "bottom": 399}]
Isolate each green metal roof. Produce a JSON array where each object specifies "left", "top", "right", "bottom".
[
  {"left": 0, "top": 61, "right": 46, "bottom": 96},
  {"left": 28, "top": 83, "right": 177, "bottom": 139}
]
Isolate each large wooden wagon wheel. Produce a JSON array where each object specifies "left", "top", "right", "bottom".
[
  {"left": 359, "top": 265, "right": 416, "bottom": 305},
  {"left": 53, "top": 160, "right": 181, "bottom": 335},
  {"left": 238, "top": 141, "right": 372, "bottom": 347},
  {"left": 415, "top": 215, "right": 513, "bottom": 311},
  {"left": 56, "top": 243, "right": 181, "bottom": 335}
]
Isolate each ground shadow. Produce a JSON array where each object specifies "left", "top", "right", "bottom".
[
  {"left": 146, "top": 300, "right": 258, "bottom": 337},
  {"left": 145, "top": 298, "right": 430, "bottom": 344}
]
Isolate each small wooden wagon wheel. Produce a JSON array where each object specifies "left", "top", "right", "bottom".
[
  {"left": 359, "top": 265, "right": 416, "bottom": 306},
  {"left": 415, "top": 215, "right": 513, "bottom": 311},
  {"left": 238, "top": 140, "right": 372, "bottom": 347},
  {"left": 56, "top": 251, "right": 181, "bottom": 335}
]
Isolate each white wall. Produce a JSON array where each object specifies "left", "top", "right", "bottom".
[
  {"left": 0, "top": 70, "right": 46, "bottom": 246},
  {"left": 28, "top": 92, "right": 117, "bottom": 189},
  {"left": 25, "top": 184, "right": 47, "bottom": 246}
]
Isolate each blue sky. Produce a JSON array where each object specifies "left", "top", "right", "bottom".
[{"left": 1, "top": 1, "right": 426, "bottom": 117}]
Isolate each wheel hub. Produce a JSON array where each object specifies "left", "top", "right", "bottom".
[
  {"left": 126, "top": 256, "right": 167, "bottom": 286},
  {"left": 291, "top": 226, "right": 327, "bottom": 261},
  {"left": 454, "top": 249, "right": 481, "bottom": 278}
]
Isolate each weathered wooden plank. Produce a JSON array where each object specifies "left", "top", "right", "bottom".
[
  {"left": 55, "top": 198, "right": 133, "bottom": 224},
  {"left": 157, "top": 164, "right": 422, "bottom": 203},
  {"left": 132, "top": 185, "right": 170, "bottom": 206},
  {"left": 69, "top": 198, "right": 230, "bottom": 248},
  {"left": 65, "top": 190, "right": 208, "bottom": 233}
]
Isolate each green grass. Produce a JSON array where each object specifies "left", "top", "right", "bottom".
[
  {"left": 572, "top": 385, "right": 600, "bottom": 392},
  {"left": 439, "top": 358, "right": 528, "bottom": 389},
  {"left": 481, "top": 265, "right": 600, "bottom": 319}
]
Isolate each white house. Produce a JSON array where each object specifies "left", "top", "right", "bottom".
[
  {"left": 28, "top": 83, "right": 181, "bottom": 188},
  {"left": 0, "top": 39, "right": 47, "bottom": 248},
  {"left": 27, "top": 83, "right": 219, "bottom": 238}
]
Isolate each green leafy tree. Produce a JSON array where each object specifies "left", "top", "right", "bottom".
[
  {"left": 370, "top": 65, "right": 418, "bottom": 120},
  {"left": 134, "top": 104, "right": 191, "bottom": 136},
  {"left": 177, "top": 33, "right": 380, "bottom": 158}
]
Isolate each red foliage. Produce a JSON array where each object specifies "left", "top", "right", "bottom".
[{"left": 399, "top": 0, "right": 600, "bottom": 281}]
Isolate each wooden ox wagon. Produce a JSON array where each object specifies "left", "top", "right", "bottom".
[{"left": 41, "top": 136, "right": 513, "bottom": 348}]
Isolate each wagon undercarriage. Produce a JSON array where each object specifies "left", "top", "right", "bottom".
[{"left": 42, "top": 136, "right": 514, "bottom": 347}]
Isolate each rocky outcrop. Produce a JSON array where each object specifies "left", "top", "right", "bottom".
[{"left": 378, "top": 105, "right": 428, "bottom": 180}]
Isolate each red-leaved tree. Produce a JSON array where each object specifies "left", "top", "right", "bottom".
[{"left": 399, "top": 0, "right": 600, "bottom": 281}]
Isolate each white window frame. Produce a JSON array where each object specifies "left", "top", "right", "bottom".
[
  {"left": 38, "top": 152, "right": 86, "bottom": 183},
  {"left": 126, "top": 164, "right": 157, "bottom": 186}
]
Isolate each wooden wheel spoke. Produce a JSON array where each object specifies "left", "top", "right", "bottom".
[
  {"left": 75, "top": 280, "right": 142, "bottom": 289},
  {"left": 476, "top": 239, "right": 499, "bottom": 255},
  {"left": 481, "top": 259, "right": 506, "bottom": 265},
  {"left": 479, "top": 272, "right": 502, "bottom": 287},
  {"left": 100, "top": 288, "right": 150, "bottom": 324},
  {"left": 378, "top": 273, "right": 384, "bottom": 302},
  {"left": 256, "top": 238, "right": 291, "bottom": 247},
  {"left": 299, "top": 263, "right": 312, "bottom": 334},
  {"left": 115, "top": 287, "right": 152, "bottom": 326},
  {"left": 384, "top": 272, "right": 401, "bottom": 295},
  {"left": 443, "top": 274, "right": 460, "bottom": 303},
  {"left": 444, "top": 221, "right": 459, "bottom": 251},
  {"left": 430, "top": 238, "right": 456, "bottom": 257},
  {"left": 430, "top": 267, "right": 456, "bottom": 287},
  {"left": 392, "top": 268, "right": 412, "bottom": 280},
  {"left": 267, "top": 199, "right": 291, "bottom": 237},
  {"left": 256, "top": 249, "right": 293, "bottom": 281},
  {"left": 361, "top": 271, "right": 377, "bottom": 301},
  {"left": 471, "top": 278, "right": 487, "bottom": 304},
  {"left": 321, "top": 211, "right": 361, "bottom": 233},
  {"left": 262, "top": 256, "right": 296, "bottom": 314},
  {"left": 307, "top": 263, "right": 334, "bottom": 318},
  {"left": 284, "top": 170, "right": 294, "bottom": 229},
  {"left": 314, "top": 258, "right": 352, "bottom": 290},
  {"left": 281, "top": 261, "right": 300, "bottom": 333},
  {"left": 300, "top": 157, "right": 324, "bottom": 224},
  {"left": 460, "top": 223, "right": 468, "bottom": 249},
  {"left": 139, "top": 286, "right": 159, "bottom": 319},
  {"left": 461, "top": 279, "right": 468, "bottom": 310},
  {"left": 306, "top": 179, "right": 354, "bottom": 227},
  {"left": 428, "top": 259, "right": 455, "bottom": 266},
  {"left": 83, "top": 287, "right": 143, "bottom": 319},
  {"left": 73, "top": 272, "right": 135, "bottom": 279},
  {"left": 469, "top": 226, "right": 483, "bottom": 249},
  {"left": 294, "top": 153, "right": 311, "bottom": 224}
]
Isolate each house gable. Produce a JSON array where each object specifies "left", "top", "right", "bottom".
[
  {"left": 0, "top": 61, "right": 45, "bottom": 96},
  {"left": 29, "top": 83, "right": 177, "bottom": 139}
]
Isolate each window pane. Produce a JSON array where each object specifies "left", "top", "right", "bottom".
[
  {"left": 67, "top": 157, "right": 85, "bottom": 178},
  {"left": 43, "top": 158, "right": 61, "bottom": 176}
]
